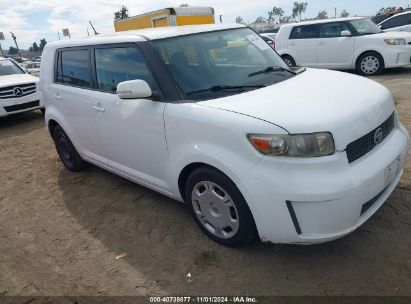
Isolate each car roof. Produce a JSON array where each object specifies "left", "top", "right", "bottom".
[
  {"left": 280, "top": 17, "right": 365, "bottom": 28},
  {"left": 47, "top": 23, "right": 246, "bottom": 49}
]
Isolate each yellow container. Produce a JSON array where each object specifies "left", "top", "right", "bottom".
[{"left": 114, "top": 7, "right": 215, "bottom": 32}]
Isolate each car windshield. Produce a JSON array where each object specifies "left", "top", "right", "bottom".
[
  {"left": 348, "top": 19, "right": 382, "bottom": 35},
  {"left": 153, "top": 28, "right": 295, "bottom": 100},
  {"left": 0, "top": 59, "right": 25, "bottom": 76}
]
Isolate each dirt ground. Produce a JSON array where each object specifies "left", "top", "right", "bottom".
[{"left": 0, "top": 68, "right": 410, "bottom": 297}]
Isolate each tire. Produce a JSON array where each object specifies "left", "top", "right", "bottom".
[
  {"left": 356, "top": 52, "right": 384, "bottom": 76},
  {"left": 282, "top": 55, "right": 296, "bottom": 67},
  {"left": 52, "top": 125, "right": 87, "bottom": 172},
  {"left": 185, "top": 166, "right": 257, "bottom": 247}
]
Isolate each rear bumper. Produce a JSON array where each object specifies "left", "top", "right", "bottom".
[
  {"left": 238, "top": 123, "right": 409, "bottom": 244},
  {"left": 0, "top": 93, "right": 42, "bottom": 117}
]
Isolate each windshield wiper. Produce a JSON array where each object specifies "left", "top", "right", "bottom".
[
  {"left": 248, "top": 66, "right": 296, "bottom": 77},
  {"left": 186, "top": 84, "right": 266, "bottom": 96}
]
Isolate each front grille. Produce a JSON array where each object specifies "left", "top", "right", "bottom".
[
  {"left": 4, "top": 100, "right": 40, "bottom": 113},
  {"left": 0, "top": 83, "right": 37, "bottom": 99},
  {"left": 346, "top": 113, "right": 395, "bottom": 163}
]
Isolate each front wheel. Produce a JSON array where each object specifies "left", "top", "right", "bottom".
[
  {"left": 356, "top": 52, "right": 384, "bottom": 76},
  {"left": 185, "top": 167, "right": 257, "bottom": 246},
  {"left": 282, "top": 55, "right": 296, "bottom": 67}
]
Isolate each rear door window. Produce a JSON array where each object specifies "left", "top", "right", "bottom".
[
  {"left": 56, "top": 49, "right": 91, "bottom": 88},
  {"left": 290, "top": 25, "right": 318, "bottom": 39}
]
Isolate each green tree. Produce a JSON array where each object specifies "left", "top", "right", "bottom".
[
  {"left": 39, "top": 38, "right": 47, "bottom": 51},
  {"left": 292, "top": 2, "right": 308, "bottom": 21},
  {"left": 340, "top": 9, "right": 350, "bottom": 17},
  {"left": 268, "top": 7, "right": 285, "bottom": 23},
  {"left": 280, "top": 16, "right": 292, "bottom": 23},
  {"left": 8, "top": 46, "right": 18, "bottom": 55},
  {"left": 316, "top": 10, "right": 328, "bottom": 19},
  {"left": 235, "top": 16, "right": 244, "bottom": 24},
  {"left": 33, "top": 42, "right": 39, "bottom": 54},
  {"left": 254, "top": 16, "right": 267, "bottom": 24}
]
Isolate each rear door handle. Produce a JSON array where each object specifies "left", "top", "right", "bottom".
[
  {"left": 318, "top": 42, "right": 325, "bottom": 45},
  {"left": 54, "top": 94, "right": 62, "bottom": 100},
  {"left": 93, "top": 105, "right": 105, "bottom": 112}
]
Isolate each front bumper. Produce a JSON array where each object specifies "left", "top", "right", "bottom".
[
  {"left": 383, "top": 46, "right": 411, "bottom": 68},
  {"left": 238, "top": 122, "right": 409, "bottom": 244},
  {"left": 0, "top": 92, "right": 42, "bottom": 117}
]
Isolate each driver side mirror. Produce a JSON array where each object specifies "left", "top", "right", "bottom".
[
  {"left": 341, "top": 30, "right": 352, "bottom": 37},
  {"left": 116, "top": 79, "right": 152, "bottom": 100}
]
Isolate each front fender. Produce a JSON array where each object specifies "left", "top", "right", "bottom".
[{"left": 164, "top": 103, "right": 287, "bottom": 198}]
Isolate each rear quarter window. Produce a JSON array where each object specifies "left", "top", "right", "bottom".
[
  {"left": 56, "top": 49, "right": 91, "bottom": 88},
  {"left": 289, "top": 25, "right": 318, "bottom": 39}
]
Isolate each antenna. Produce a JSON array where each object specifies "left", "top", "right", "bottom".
[{"left": 89, "top": 21, "right": 99, "bottom": 35}]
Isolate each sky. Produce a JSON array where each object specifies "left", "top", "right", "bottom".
[{"left": 1, "top": 0, "right": 411, "bottom": 50}]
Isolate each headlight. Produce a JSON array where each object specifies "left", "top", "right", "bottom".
[
  {"left": 248, "top": 133, "right": 335, "bottom": 157},
  {"left": 384, "top": 39, "right": 406, "bottom": 46}
]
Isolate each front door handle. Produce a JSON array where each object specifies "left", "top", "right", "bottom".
[
  {"left": 318, "top": 41, "right": 325, "bottom": 46},
  {"left": 54, "top": 94, "right": 62, "bottom": 100},
  {"left": 93, "top": 104, "right": 105, "bottom": 112}
]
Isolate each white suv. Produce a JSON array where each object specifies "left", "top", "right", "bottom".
[
  {"left": 275, "top": 17, "right": 411, "bottom": 75},
  {"left": 40, "top": 24, "right": 409, "bottom": 246},
  {"left": 0, "top": 57, "right": 43, "bottom": 117}
]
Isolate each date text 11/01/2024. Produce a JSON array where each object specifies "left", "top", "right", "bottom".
[{"left": 149, "top": 296, "right": 258, "bottom": 303}]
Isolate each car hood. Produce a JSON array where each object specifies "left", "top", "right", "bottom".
[
  {"left": 197, "top": 68, "right": 395, "bottom": 150},
  {"left": 0, "top": 74, "right": 39, "bottom": 88}
]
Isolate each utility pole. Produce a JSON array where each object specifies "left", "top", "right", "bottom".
[
  {"left": 58, "top": 32, "right": 60, "bottom": 40},
  {"left": 0, "top": 32, "right": 5, "bottom": 57},
  {"left": 335, "top": 8, "right": 337, "bottom": 18},
  {"left": 10, "top": 32, "right": 22, "bottom": 60}
]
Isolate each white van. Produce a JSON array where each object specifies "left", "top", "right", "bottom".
[{"left": 40, "top": 24, "right": 409, "bottom": 246}]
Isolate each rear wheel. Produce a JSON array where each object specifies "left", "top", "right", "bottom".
[
  {"left": 185, "top": 167, "right": 256, "bottom": 246},
  {"left": 52, "top": 125, "right": 87, "bottom": 171},
  {"left": 282, "top": 55, "right": 296, "bottom": 67},
  {"left": 356, "top": 52, "right": 384, "bottom": 76}
]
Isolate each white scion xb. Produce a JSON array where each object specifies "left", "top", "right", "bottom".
[
  {"left": 40, "top": 24, "right": 409, "bottom": 246},
  {"left": 275, "top": 17, "right": 411, "bottom": 76}
]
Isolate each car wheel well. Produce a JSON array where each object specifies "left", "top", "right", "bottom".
[
  {"left": 281, "top": 54, "right": 296, "bottom": 66},
  {"left": 48, "top": 120, "right": 59, "bottom": 137},
  {"left": 356, "top": 51, "right": 385, "bottom": 68},
  {"left": 178, "top": 163, "right": 227, "bottom": 202}
]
